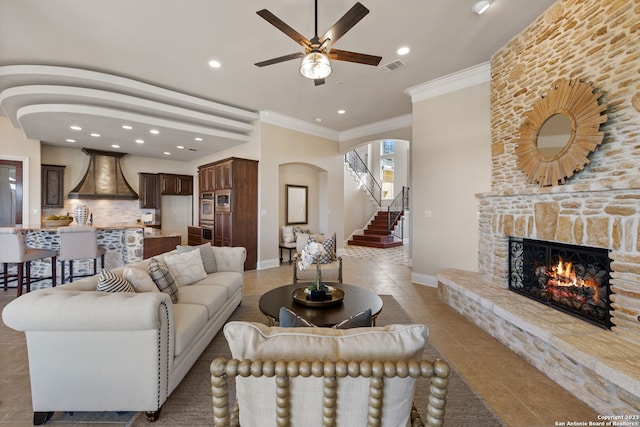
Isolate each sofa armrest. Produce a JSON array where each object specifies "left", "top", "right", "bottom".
[
  {"left": 212, "top": 246, "right": 247, "bottom": 273},
  {"left": 2, "top": 289, "right": 172, "bottom": 332}
]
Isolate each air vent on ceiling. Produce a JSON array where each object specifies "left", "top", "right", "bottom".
[{"left": 379, "top": 59, "right": 405, "bottom": 73}]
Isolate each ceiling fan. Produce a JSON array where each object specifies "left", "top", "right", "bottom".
[{"left": 254, "top": 1, "right": 382, "bottom": 86}]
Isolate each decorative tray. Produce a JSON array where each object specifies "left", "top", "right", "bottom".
[
  {"left": 292, "top": 287, "right": 345, "bottom": 307},
  {"left": 43, "top": 219, "right": 73, "bottom": 227}
]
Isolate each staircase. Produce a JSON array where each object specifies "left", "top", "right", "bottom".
[{"left": 348, "top": 211, "right": 404, "bottom": 248}]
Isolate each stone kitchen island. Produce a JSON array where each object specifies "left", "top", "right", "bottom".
[{"left": 13, "top": 225, "right": 179, "bottom": 291}]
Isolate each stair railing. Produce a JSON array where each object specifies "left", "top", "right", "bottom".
[
  {"left": 387, "top": 186, "right": 409, "bottom": 239},
  {"left": 344, "top": 151, "right": 382, "bottom": 207}
]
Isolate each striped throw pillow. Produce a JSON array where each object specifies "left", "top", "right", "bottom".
[
  {"left": 97, "top": 269, "right": 135, "bottom": 293},
  {"left": 148, "top": 258, "right": 179, "bottom": 303},
  {"left": 176, "top": 243, "right": 217, "bottom": 273}
]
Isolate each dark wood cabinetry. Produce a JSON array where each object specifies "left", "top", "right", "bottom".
[
  {"left": 139, "top": 173, "right": 160, "bottom": 209},
  {"left": 42, "top": 164, "right": 66, "bottom": 208},
  {"left": 198, "top": 157, "right": 258, "bottom": 270},
  {"left": 160, "top": 173, "right": 193, "bottom": 195},
  {"left": 187, "top": 226, "right": 202, "bottom": 246},
  {"left": 143, "top": 235, "right": 181, "bottom": 259}
]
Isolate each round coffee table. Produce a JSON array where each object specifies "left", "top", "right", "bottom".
[{"left": 259, "top": 283, "right": 383, "bottom": 327}]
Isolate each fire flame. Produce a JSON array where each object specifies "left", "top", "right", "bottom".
[{"left": 547, "top": 258, "right": 599, "bottom": 304}]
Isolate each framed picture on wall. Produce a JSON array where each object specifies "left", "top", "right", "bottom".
[{"left": 286, "top": 184, "right": 308, "bottom": 225}]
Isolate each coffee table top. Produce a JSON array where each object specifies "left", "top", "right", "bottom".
[{"left": 259, "top": 283, "right": 383, "bottom": 327}]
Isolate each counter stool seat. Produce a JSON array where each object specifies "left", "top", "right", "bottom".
[
  {"left": 58, "top": 226, "right": 106, "bottom": 283},
  {"left": 0, "top": 228, "right": 57, "bottom": 296}
]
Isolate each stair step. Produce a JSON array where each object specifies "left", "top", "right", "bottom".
[
  {"left": 347, "top": 238, "right": 403, "bottom": 249},
  {"left": 350, "top": 234, "right": 395, "bottom": 243}
]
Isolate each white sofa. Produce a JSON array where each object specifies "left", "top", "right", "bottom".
[{"left": 2, "top": 245, "right": 246, "bottom": 424}]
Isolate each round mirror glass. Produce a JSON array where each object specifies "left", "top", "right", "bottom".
[{"left": 536, "top": 113, "right": 573, "bottom": 159}]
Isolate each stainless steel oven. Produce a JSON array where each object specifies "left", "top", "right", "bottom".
[{"left": 200, "top": 192, "right": 215, "bottom": 225}]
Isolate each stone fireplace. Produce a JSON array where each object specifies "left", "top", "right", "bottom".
[{"left": 438, "top": 0, "right": 640, "bottom": 416}]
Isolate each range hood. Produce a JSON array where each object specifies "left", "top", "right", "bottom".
[{"left": 68, "top": 148, "right": 139, "bottom": 200}]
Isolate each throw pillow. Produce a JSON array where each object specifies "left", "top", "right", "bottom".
[
  {"left": 123, "top": 266, "right": 159, "bottom": 293},
  {"left": 308, "top": 235, "right": 333, "bottom": 264},
  {"left": 176, "top": 243, "right": 217, "bottom": 273},
  {"left": 278, "top": 307, "right": 372, "bottom": 329},
  {"left": 164, "top": 249, "right": 207, "bottom": 287},
  {"left": 96, "top": 269, "right": 135, "bottom": 293},
  {"left": 148, "top": 258, "right": 179, "bottom": 303},
  {"left": 281, "top": 226, "right": 295, "bottom": 244}
]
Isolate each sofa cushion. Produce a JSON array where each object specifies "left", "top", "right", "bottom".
[
  {"left": 281, "top": 226, "right": 295, "bottom": 244},
  {"left": 164, "top": 250, "right": 207, "bottom": 287},
  {"left": 96, "top": 269, "right": 135, "bottom": 293},
  {"left": 123, "top": 266, "right": 159, "bottom": 293},
  {"left": 224, "top": 322, "right": 428, "bottom": 427},
  {"left": 176, "top": 243, "right": 217, "bottom": 274},
  {"left": 148, "top": 258, "right": 179, "bottom": 303},
  {"left": 196, "top": 271, "right": 243, "bottom": 298},
  {"left": 177, "top": 284, "right": 227, "bottom": 319},
  {"left": 172, "top": 303, "right": 208, "bottom": 357}
]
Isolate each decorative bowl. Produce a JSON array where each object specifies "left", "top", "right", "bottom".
[{"left": 43, "top": 219, "right": 74, "bottom": 227}]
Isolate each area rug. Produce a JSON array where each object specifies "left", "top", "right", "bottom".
[{"left": 131, "top": 294, "right": 506, "bottom": 427}]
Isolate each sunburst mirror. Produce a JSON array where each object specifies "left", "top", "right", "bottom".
[{"left": 515, "top": 79, "right": 607, "bottom": 186}]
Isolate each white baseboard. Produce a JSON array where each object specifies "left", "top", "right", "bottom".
[
  {"left": 257, "top": 258, "right": 280, "bottom": 270},
  {"left": 411, "top": 272, "right": 438, "bottom": 287}
]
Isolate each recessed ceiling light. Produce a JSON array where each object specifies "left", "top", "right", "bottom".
[
  {"left": 337, "top": 109, "right": 346, "bottom": 115},
  {"left": 122, "top": 125, "right": 133, "bottom": 130},
  {"left": 149, "top": 129, "right": 160, "bottom": 135},
  {"left": 70, "top": 125, "right": 82, "bottom": 131},
  {"left": 90, "top": 133, "right": 101, "bottom": 137},
  {"left": 397, "top": 47, "right": 410, "bottom": 55},
  {"left": 135, "top": 139, "right": 145, "bottom": 144},
  {"left": 208, "top": 60, "right": 221, "bottom": 69},
  {"left": 65, "top": 139, "right": 76, "bottom": 143},
  {"left": 111, "top": 144, "right": 120, "bottom": 148},
  {"left": 194, "top": 137, "right": 203, "bottom": 141},
  {"left": 472, "top": 0, "right": 493, "bottom": 15},
  {"left": 163, "top": 152, "right": 171, "bottom": 155},
  {"left": 315, "top": 117, "right": 323, "bottom": 123},
  {"left": 177, "top": 145, "right": 185, "bottom": 149}
]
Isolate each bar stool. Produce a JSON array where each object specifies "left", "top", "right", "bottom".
[
  {"left": 57, "top": 226, "right": 106, "bottom": 283},
  {"left": 0, "top": 228, "right": 57, "bottom": 296}
]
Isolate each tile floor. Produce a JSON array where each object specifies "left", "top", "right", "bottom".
[{"left": 0, "top": 244, "right": 599, "bottom": 426}]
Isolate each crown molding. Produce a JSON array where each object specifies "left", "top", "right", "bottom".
[
  {"left": 259, "top": 110, "right": 339, "bottom": 141},
  {"left": 339, "top": 114, "right": 412, "bottom": 142},
  {"left": 404, "top": 62, "right": 491, "bottom": 103}
]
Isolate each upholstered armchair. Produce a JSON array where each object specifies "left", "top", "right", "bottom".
[
  {"left": 292, "top": 232, "right": 343, "bottom": 284},
  {"left": 211, "top": 322, "right": 450, "bottom": 427}
]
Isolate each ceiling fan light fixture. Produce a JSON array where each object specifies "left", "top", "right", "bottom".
[
  {"left": 300, "top": 51, "right": 331, "bottom": 80},
  {"left": 472, "top": 0, "right": 493, "bottom": 15}
]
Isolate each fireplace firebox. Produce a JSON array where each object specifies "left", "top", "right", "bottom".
[{"left": 508, "top": 237, "right": 612, "bottom": 329}]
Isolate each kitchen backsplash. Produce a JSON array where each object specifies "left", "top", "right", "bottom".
[{"left": 43, "top": 200, "right": 156, "bottom": 227}]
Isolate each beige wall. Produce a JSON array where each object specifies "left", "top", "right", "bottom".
[
  {"left": 279, "top": 163, "right": 321, "bottom": 232},
  {"left": 0, "top": 116, "right": 41, "bottom": 227},
  {"left": 411, "top": 82, "right": 492, "bottom": 283}
]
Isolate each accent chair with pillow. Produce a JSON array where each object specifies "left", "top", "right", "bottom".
[
  {"left": 293, "top": 232, "right": 343, "bottom": 284},
  {"left": 211, "top": 321, "right": 450, "bottom": 427}
]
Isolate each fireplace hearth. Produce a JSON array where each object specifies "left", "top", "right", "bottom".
[{"left": 508, "top": 237, "right": 612, "bottom": 329}]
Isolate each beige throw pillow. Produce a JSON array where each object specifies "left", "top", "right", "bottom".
[
  {"left": 164, "top": 249, "right": 207, "bottom": 287},
  {"left": 123, "top": 266, "right": 159, "bottom": 293}
]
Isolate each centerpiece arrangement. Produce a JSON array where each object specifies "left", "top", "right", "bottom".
[{"left": 297, "top": 240, "right": 336, "bottom": 302}]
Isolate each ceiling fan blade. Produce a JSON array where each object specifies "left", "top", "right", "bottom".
[
  {"left": 255, "top": 52, "right": 305, "bottom": 67},
  {"left": 256, "top": 9, "right": 311, "bottom": 48},
  {"left": 320, "top": 2, "right": 369, "bottom": 49},
  {"left": 314, "top": 78, "right": 325, "bottom": 86},
  {"left": 327, "top": 49, "right": 382, "bottom": 66}
]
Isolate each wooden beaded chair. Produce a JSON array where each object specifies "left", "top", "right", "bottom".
[
  {"left": 211, "top": 322, "right": 450, "bottom": 427},
  {"left": 211, "top": 358, "right": 450, "bottom": 427}
]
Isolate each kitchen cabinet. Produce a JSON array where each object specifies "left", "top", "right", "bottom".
[
  {"left": 138, "top": 173, "right": 160, "bottom": 209},
  {"left": 143, "top": 234, "right": 181, "bottom": 259},
  {"left": 187, "top": 226, "right": 202, "bottom": 246},
  {"left": 42, "top": 164, "right": 66, "bottom": 208},
  {"left": 214, "top": 211, "right": 232, "bottom": 247},
  {"left": 198, "top": 165, "right": 215, "bottom": 193},
  {"left": 160, "top": 173, "right": 193, "bottom": 195},
  {"left": 214, "top": 160, "right": 232, "bottom": 190}
]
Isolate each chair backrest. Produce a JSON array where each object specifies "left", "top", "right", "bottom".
[
  {"left": 0, "top": 228, "right": 26, "bottom": 263},
  {"left": 217, "top": 322, "right": 449, "bottom": 427},
  {"left": 58, "top": 226, "right": 100, "bottom": 260}
]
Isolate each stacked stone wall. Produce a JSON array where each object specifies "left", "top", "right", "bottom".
[{"left": 479, "top": 0, "right": 640, "bottom": 345}]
